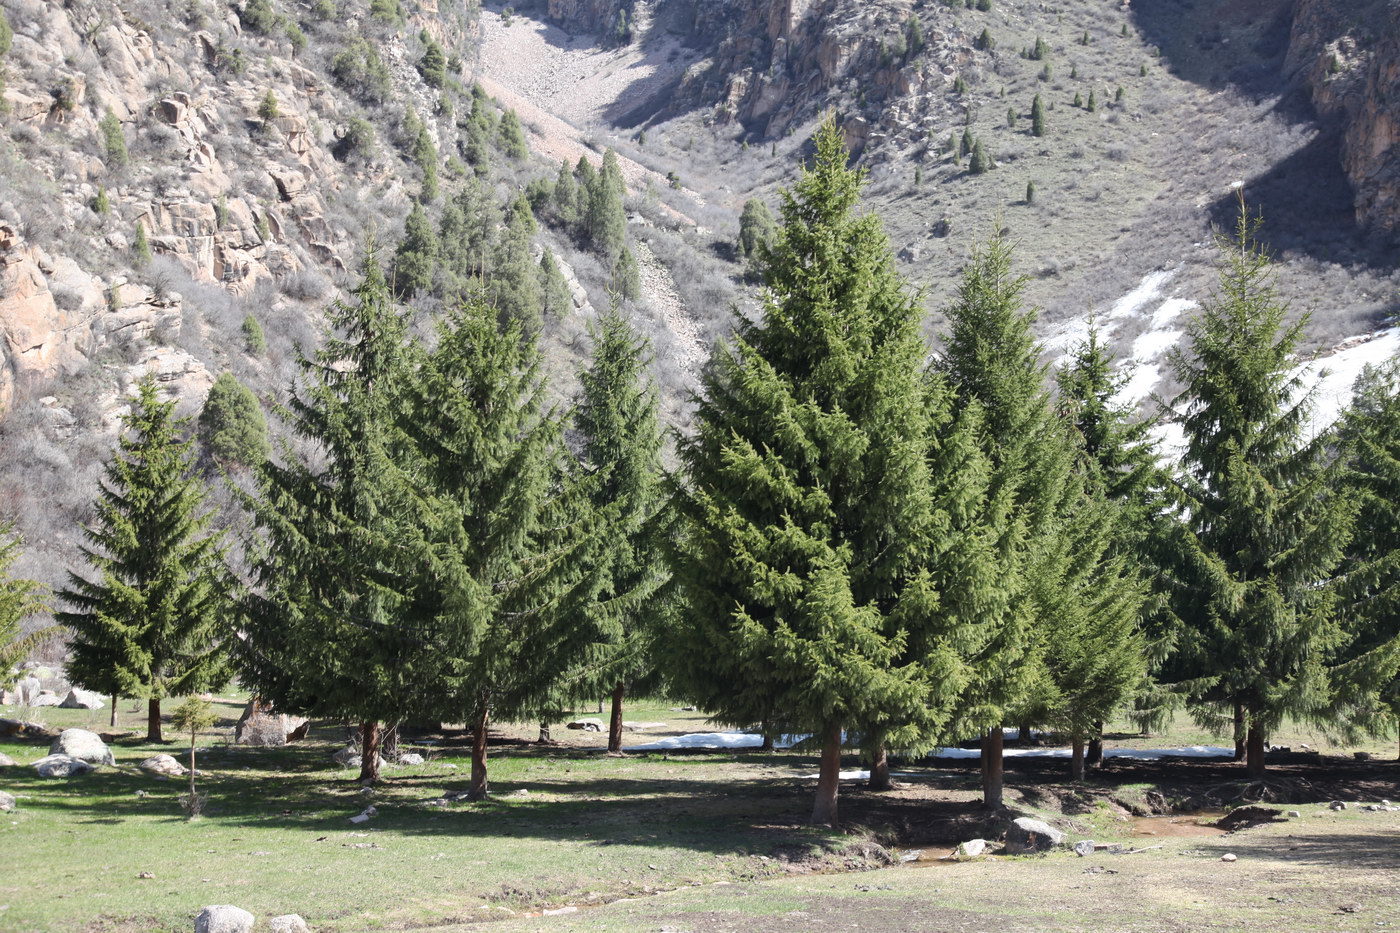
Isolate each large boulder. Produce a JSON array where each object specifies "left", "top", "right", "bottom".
[
  {"left": 139, "top": 754, "right": 187, "bottom": 778},
  {"left": 16, "top": 675, "right": 41, "bottom": 705},
  {"left": 0, "top": 790, "right": 15, "bottom": 811},
  {"left": 49, "top": 729, "right": 115, "bottom": 766},
  {"left": 33, "top": 754, "right": 94, "bottom": 778},
  {"left": 1004, "top": 817, "right": 1067, "bottom": 854},
  {"left": 194, "top": 904, "right": 254, "bottom": 933},
  {"left": 0, "top": 751, "right": 16, "bottom": 767},
  {"left": 566, "top": 718, "right": 604, "bottom": 732},
  {"left": 331, "top": 746, "right": 383, "bottom": 770},
  {"left": 59, "top": 688, "right": 106, "bottom": 710},
  {"left": 30, "top": 691, "right": 63, "bottom": 707}
]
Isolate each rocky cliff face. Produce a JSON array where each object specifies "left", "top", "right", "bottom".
[{"left": 1287, "top": 0, "right": 1400, "bottom": 235}]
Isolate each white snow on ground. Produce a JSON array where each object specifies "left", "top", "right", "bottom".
[
  {"left": 1301, "top": 328, "right": 1400, "bottom": 434},
  {"left": 623, "top": 732, "right": 808, "bottom": 751},
  {"left": 801, "top": 770, "right": 935, "bottom": 781},
  {"left": 927, "top": 744, "right": 1234, "bottom": 760}
]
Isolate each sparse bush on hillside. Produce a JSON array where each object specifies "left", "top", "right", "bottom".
[
  {"left": 241, "top": 0, "right": 281, "bottom": 34},
  {"left": 1031, "top": 94, "right": 1046, "bottom": 136},
  {"left": 369, "top": 0, "right": 404, "bottom": 25},
  {"left": 335, "top": 117, "right": 376, "bottom": 162},
  {"left": 242, "top": 314, "right": 267, "bottom": 355},
  {"left": 330, "top": 36, "right": 392, "bottom": 104},
  {"left": 133, "top": 222, "right": 151, "bottom": 267},
  {"left": 499, "top": 109, "right": 528, "bottom": 160},
  {"left": 258, "top": 89, "right": 280, "bottom": 124},
  {"left": 419, "top": 33, "right": 447, "bottom": 88}
]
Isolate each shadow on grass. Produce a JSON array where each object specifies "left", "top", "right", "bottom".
[{"left": 1217, "top": 830, "right": 1400, "bottom": 871}]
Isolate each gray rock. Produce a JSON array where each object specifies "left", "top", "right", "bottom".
[
  {"left": 566, "top": 718, "right": 604, "bottom": 732},
  {"left": 1354, "top": 751, "right": 1372, "bottom": 761},
  {"left": 954, "top": 838, "right": 988, "bottom": 860},
  {"left": 267, "top": 916, "right": 309, "bottom": 933},
  {"left": 1286, "top": 810, "right": 1302, "bottom": 818},
  {"left": 0, "top": 751, "right": 16, "bottom": 767},
  {"left": 139, "top": 754, "right": 187, "bottom": 777},
  {"left": 33, "top": 754, "right": 94, "bottom": 778},
  {"left": 194, "top": 904, "right": 254, "bottom": 933},
  {"left": 30, "top": 692, "right": 62, "bottom": 707},
  {"left": 16, "top": 675, "right": 40, "bottom": 705},
  {"left": 395, "top": 752, "right": 425, "bottom": 766},
  {"left": 1329, "top": 800, "right": 1347, "bottom": 811},
  {"left": 0, "top": 790, "right": 15, "bottom": 811},
  {"left": 50, "top": 728, "right": 115, "bottom": 766},
  {"left": 1005, "top": 817, "right": 1067, "bottom": 854},
  {"left": 59, "top": 688, "right": 106, "bottom": 710},
  {"left": 1073, "top": 839, "right": 1096, "bottom": 857}
]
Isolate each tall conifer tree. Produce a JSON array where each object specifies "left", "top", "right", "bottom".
[
  {"left": 1165, "top": 207, "right": 1356, "bottom": 779},
  {"left": 237, "top": 258, "right": 439, "bottom": 783},
  {"left": 670, "top": 119, "right": 981, "bottom": 825},
  {"left": 60, "top": 380, "right": 232, "bottom": 742},
  {"left": 570, "top": 306, "right": 667, "bottom": 754}
]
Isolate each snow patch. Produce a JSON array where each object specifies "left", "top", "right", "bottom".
[
  {"left": 1301, "top": 328, "right": 1400, "bottom": 433},
  {"left": 623, "top": 731, "right": 807, "bottom": 751},
  {"left": 928, "top": 744, "right": 1235, "bottom": 760}
]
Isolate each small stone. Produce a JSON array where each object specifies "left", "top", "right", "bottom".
[
  {"left": 0, "top": 752, "right": 17, "bottom": 767},
  {"left": 348, "top": 813, "right": 370, "bottom": 825},
  {"left": 1354, "top": 751, "right": 1372, "bottom": 761},
  {"left": 1329, "top": 800, "right": 1347, "bottom": 811},
  {"left": 1220, "top": 853, "right": 1237, "bottom": 862},
  {"left": 267, "top": 915, "right": 310, "bottom": 933},
  {"left": 0, "top": 791, "right": 15, "bottom": 811},
  {"left": 137, "top": 871, "right": 154, "bottom": 879},
  {"left": 396, "top": 753, "right": 425, "bottom": 766},
  {"left": 954, "top": 838, "right": 988, "bottom": 860},
  {"left": 1073, "top": 840, "right": 1096, "bottom": 857},
  {"left": 1286, "top": 811, "right": 1301, "bottom": 818},
  {"left": 194, "top": 904, "right": 254, "bottom": 933}
]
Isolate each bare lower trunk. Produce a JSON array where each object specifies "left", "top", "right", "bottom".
[
  {"left": 596, "top": 698, "right": 604, "bottom": 714},
  {"left": 811, "top": 720, "right": 843, "bottom": 826},
  {"left": 1086, "top": 719, "right": 1104, "bottom": 768},
  {"left": 982, "top": 725, "right": 1004, "bottom": 809},
  {"left": 538, "top": 721, "right": 552, "bottom": 744},
  {"left": 468, "top": 704, "right": 490, "bottom": 800},
  {"left": 1233, "top": 702, "right": 1246, "bottom": 761},
  {"left": 110, "top": 694, "right": 117, "bottom": 728},
  {"left": 1246, "top": 720, "right": 1266, "bottom": 780},
  {"left": 607, "top": 682, "right": 626, "bottom": 755},
  {"left": 868, "top": 741, "right": 892, "bottom": 791},
  {"left": 147, "top": 698, "right": 163, "bottom": 743},
  {"left": 760, "top": 731, "right": 775, "bottom": 751},
  {"left": 1018, "top": 721, "right": 1034, "bottom": 746},
  {"left": 1071, "top": 734, "right": 1086, "bottom": 782},
  {"left": 188, "top": 733, "right": 197, "bottom": 801},
  {"left": 358, "top": 720, "right": 381, "bottom": 784}
]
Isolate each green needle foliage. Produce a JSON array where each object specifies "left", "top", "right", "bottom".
[
  {"left": 1031, "top": 95, "right": 1046, "bottom": 137},
  {"left": 393, "top": 202, "right": 439, "bottom": 298},
  {"left": 669, "top": 119, "right": 989, "bottom": 826},
  {"left": 1163, "top": 205, "right": 1358, "bottom": 778},
  {"left": 59, "top": 380, "right": 232, "bottom": 743},
  {"left": 401, "top": 300, "right": 588, "bottom": 799},
  {"left": 169, "top": 696, "right": 218, "bottom": 815},
  {"left": 198, "top": 372, "right": 270, "bottom": 470},
  {"left": 0, "top": 524, "right": 49, "bottom": 688},
  {"left": 238, "top": 258, "right": 440, "bottom": 784},
  {"left": 568, "top": 306, "right": 668, "bottom": 754},
  {"left": 1331, "top": 362, "right": 1400, "bottom": 747}
]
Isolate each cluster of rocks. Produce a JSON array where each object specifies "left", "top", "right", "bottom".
[
  {"left": 32, "top": 727, "right": 115, "bottom": 778},
  {"left": 195, "top": 905, "right": 308, "bottom": 933}
]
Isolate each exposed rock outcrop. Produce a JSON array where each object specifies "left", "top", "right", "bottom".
[{"left": 1287, "top": 0, "right": 1400, "bottom": 234}]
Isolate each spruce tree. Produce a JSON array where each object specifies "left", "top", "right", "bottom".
[
  {"left": 1031, "top": 94, "right": 1046, "bottom": 137},
  {"left": 0, "top": 524, "right": 48, "bottom": 690},
  {"left": 237, "top": 258, "right": 439, "bottom": 783},
  {"left": 610, "top": 246, "right": 641, "bottom": 303},
  {"left": 737, "top": 197, "right": 777, "bottom": 265},
  {"left": 198, "top": 372, "right": 270, "bottom": 470},
  {"left": 584, "top": 150, "right": 627, "bottom": 261},
  {"left": 1337, "top": 363, "right": 1400, "bottom": 756},
  {"left": 393, "top": 202, "right": 439, "bottom": 298},
  {"left": 936, "top": 231, "right": 1078, "bottom": 805},
  {"left": 491, "top": 194, "right": 543, "bottom": 331},
  {"left": 539, "top": 249, "right": 574, "bottom": 318},
  {"left": 570, "top": 306, "right": 668, "bottom": 754},
  {"left": 59, "top": 380, "right": 232, "bottom": 742},
  {"left": 401, "top": 300, "right": 588, "bottom": 799},
  {"left": 498, "top": 109, "right": 528, "bottom": 160},
  {"left": 669, "top": 119, "right": 980, "bottom": 825},
  {"left": 1165, "top": 206, "right": 1357, "bottom": 779}
]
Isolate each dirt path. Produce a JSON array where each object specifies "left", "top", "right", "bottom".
[{"left": 634, "top": 240, "right": 705, "bottom": 374}]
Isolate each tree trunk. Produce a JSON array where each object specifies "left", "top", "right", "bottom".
[
  {"left": 868, "top": 740, "right": 892, "bottom": 791},
  {"left": 1086, "top": 719, "right": 1104, "bottom": 768},
  {"left": 188, "top": 732, "right": 197, "bottom": 802},
  {"left": 1018, "top": 721, "right": 1034, "bottom": 746},
  {"left": 596, "top": 697, "right": 604, "bottom": 714},
  {"left": 468, "top": 704, "right": 490, "bottom": 800},
  {"left": 147, "top": 697, "right": 163, "bottom": 743},
  {"left": 1233, "top": 702, "right": 1246, "bottom": 761},
  {"left": 110, "top": 694, "right": 118, "bottom": 728},
  {"left": 358, "top": 720, "right": 381, "bottom": 784},
  {"left": 760, "top": 732, "right": 775, "bottom": 751},
  {"left": 538, "top": 721, "right": 552, "bottom": 744},
  {"left": 982, "top": 725, "right": 1004, "bottom": 809},
  {"left": 811, "top": 720, "right": 842, "bottom": 826},
  {"left": 1245, "top": 720, "right": 1266, "bottom": 780},
  {"left": 1071, "top": 734, "right": 1086, "bottom": 782},
  {"left": 607, "top": 681, "right": 626, "bottom": 755}
]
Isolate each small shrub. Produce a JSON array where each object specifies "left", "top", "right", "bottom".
[
  {"left": 241, "top": 314, "right": 266, "bottom": 354},
  {"left": 257, "top": 89, "right": 280, "bottom": 124},
  {"left": 240, "top": 0, "right": 280, "bottom": 35},
  {"left": 1025, "top": 180, "right": 1036, "bottom": 204},
  {"left": 99, "top": 110, "right": 129, "bottom": 168},
  {"left": 91, "top": 187, "right": 110, "bottom": 215},
  {"left": 133, "top": 222, "right": 151, "bottom": 266}
]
